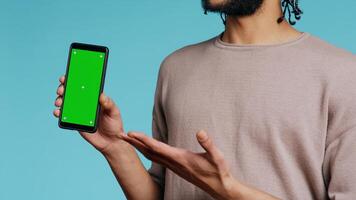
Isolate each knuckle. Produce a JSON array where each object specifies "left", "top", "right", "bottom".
[
  {"left": 53, "top": 110, "right": 58, "bottom": 116},
  {"left": 205, "top": 138, "right": 212, "bottom": 146},
  {"left": 57, "top": 86, "right": 63, "bottom": 94}
]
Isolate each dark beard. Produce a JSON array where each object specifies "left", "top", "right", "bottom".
[{"left": 201, "top": 0, "right": 264, "bottom": 17}]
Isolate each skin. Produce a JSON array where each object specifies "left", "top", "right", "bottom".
[
  {"left": 54, "top": 76, "right": 161, "bottom": 200},
  {"left": 53, "top": 0, "right": 301, "bottom": 199}
]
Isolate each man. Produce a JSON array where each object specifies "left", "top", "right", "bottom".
[{"left": 53, "top": 0, "right": 356, "bottom": 199}]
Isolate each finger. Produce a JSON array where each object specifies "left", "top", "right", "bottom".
[
  {"left": 127, "top": 132, "right": 175, "bottom": 156},
  {"left": 53, "top": 109, "right": 60, "bottom": 118},
  {"left": 196, "top": 130, "right": 223, "bottom": 161},
  {"left": 122, "top": 134, "right": 149, "bottom": 149},
  {"left": 125, "top": 134, "right": 193, "bottom": 177},
  {"left": 123, "top": 135, "right": 177, "bottom": 168},
  {"left": 54, "top": 96, "right": 62, "bottom": 107},
  {"left": 99, "top": 93, "right": 122, "bottom": 118},
  {"left": 59, "top": 75, "right": 65, "bottom": 84},
  {"left": 57, "top": 85, "right": 64, "bottom": 96},
  {"left": 123, "top": 135, "right": 174, "bottom": 168},
  {"left": 79, "top": 132, "right": 101, "bottom": 144},
  {"left": 122, "top": 134, "right": 153, "bottom": 158}
]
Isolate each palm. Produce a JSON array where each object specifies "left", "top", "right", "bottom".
[{"left": 122, "top": 131, "right": 234, "bottom": 199}]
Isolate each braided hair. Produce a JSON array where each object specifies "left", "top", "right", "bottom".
[
  {"left": 277, "top": 0, "right": 303, "bottom": 25},
  {"left": 204, "top": 9, "right": 227, "bottom": 25},
  {"left": 204, "top": 0, "right": 303, "bottom": 26}
]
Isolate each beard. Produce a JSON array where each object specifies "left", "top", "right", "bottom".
[{"left": 201, "top": 0, "right": 264, "bottom": 17}]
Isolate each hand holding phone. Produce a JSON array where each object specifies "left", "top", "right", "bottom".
[
  {"left": 53, "top": 43, "right": 159, "bottom": 200},
  {"left": 53, "top": 43, "right": 128, "bottom": 153},
  {"left": 54, "top": 83, "right": 126, "bottom": 153}
]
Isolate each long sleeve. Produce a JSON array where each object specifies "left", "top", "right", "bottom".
[
  {"left": 323, "top": 56, "right": 356, "bottom": 200},
  {"left": 147, "top": 59, "right": 169, "bottom": 194}
]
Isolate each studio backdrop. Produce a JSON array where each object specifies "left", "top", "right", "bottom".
[{"left": 0, "top": 0, "right": 355, "bottom": 199}]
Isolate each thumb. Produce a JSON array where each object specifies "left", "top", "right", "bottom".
[
  {"left": 196, "top": 130, "right": 218, "bottom": 156},
  {"left": 99, "top": 93, "right": 121, "bottom": 118}
]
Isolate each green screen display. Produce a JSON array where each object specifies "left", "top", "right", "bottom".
[{"left": 61, "top": 48, "right": 105, "bottom": 127}]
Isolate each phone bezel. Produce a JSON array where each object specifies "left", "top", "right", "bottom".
[{"left": 58, "top": 42, "right": 109, "bottom": 133}]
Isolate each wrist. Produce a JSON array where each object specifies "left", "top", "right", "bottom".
[
  {"left": 221, "top": 176, "right": 245, "bottom": 200},
  {"left": 101, "top": 139, "right": 132, "bottom": 158},
  {"left": 223, "top": 178, "right": 278, "bottom": 200}
]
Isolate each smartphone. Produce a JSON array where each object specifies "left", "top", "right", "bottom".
[{"left": 58, "top": 42, "right": 109, "bottom": 133}]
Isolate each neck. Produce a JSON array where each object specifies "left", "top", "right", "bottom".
[{"left": 222, "top": 0, "right": 302, "bottom": 45}]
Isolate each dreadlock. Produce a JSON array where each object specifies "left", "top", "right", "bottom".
[
  {"left": 220, "top": 12, "right": 227, "bottom": 25},
  {"left": 204, "top": 9, "right": 227, "bottom": 25},
  {"left": 277, "top": 0, "right": 303, "bottom": 25},
  {"left": 204, "top": 0, "right": 303, "bottom": 26}
]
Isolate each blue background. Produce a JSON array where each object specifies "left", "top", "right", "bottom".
[{"left": 1, "top": 0, "right": 355, "bottom": 199}]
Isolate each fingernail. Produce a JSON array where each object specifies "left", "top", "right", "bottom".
[
  {"left": 121, "top": 134, "right": 129, "bottom": 140},
  {"left": 197, "top": 130, "right": 207, "bottom": 141},
  {"left": 127, "top": 132, "right": 136, "bottom": 137},
  {"left": 102, "top": 94, "right": 108, "bottom": 103}
]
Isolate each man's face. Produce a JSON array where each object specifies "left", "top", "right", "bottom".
[{"left": 201, "top": 0, "right": 264, "bottom": 17}]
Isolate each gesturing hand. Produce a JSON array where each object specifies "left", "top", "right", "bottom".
[{"left": 122, "top": 130, "right": 242, "bottom": 200}]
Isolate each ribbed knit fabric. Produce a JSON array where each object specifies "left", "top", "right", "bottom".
[{"left": 148, "top": 32, "right": 356, "bottom": 200}]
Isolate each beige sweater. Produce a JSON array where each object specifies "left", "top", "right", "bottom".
[{"left": 148, "top": 32, "right": 356, "bottom": 200}]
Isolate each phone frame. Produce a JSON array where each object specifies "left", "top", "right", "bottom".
[{"left": 58, "top": 42, "right": 109, "bottom": 133}]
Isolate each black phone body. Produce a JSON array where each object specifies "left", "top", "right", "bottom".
[{"left": 58, "top": 42, "right": 109, "bottom": 133}]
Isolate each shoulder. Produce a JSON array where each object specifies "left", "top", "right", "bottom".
[
  {"left": 297, "top": 33, "right": 356, "bottom": 89},
  {"left": 158, "top": 35, "right": 218, "bottom": 75},
  {"left": 301, "top": 33, "right": 356, "bottom": 70},
  {"left": 308, "top": 35, "right": 356, "bottom": 106}
]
